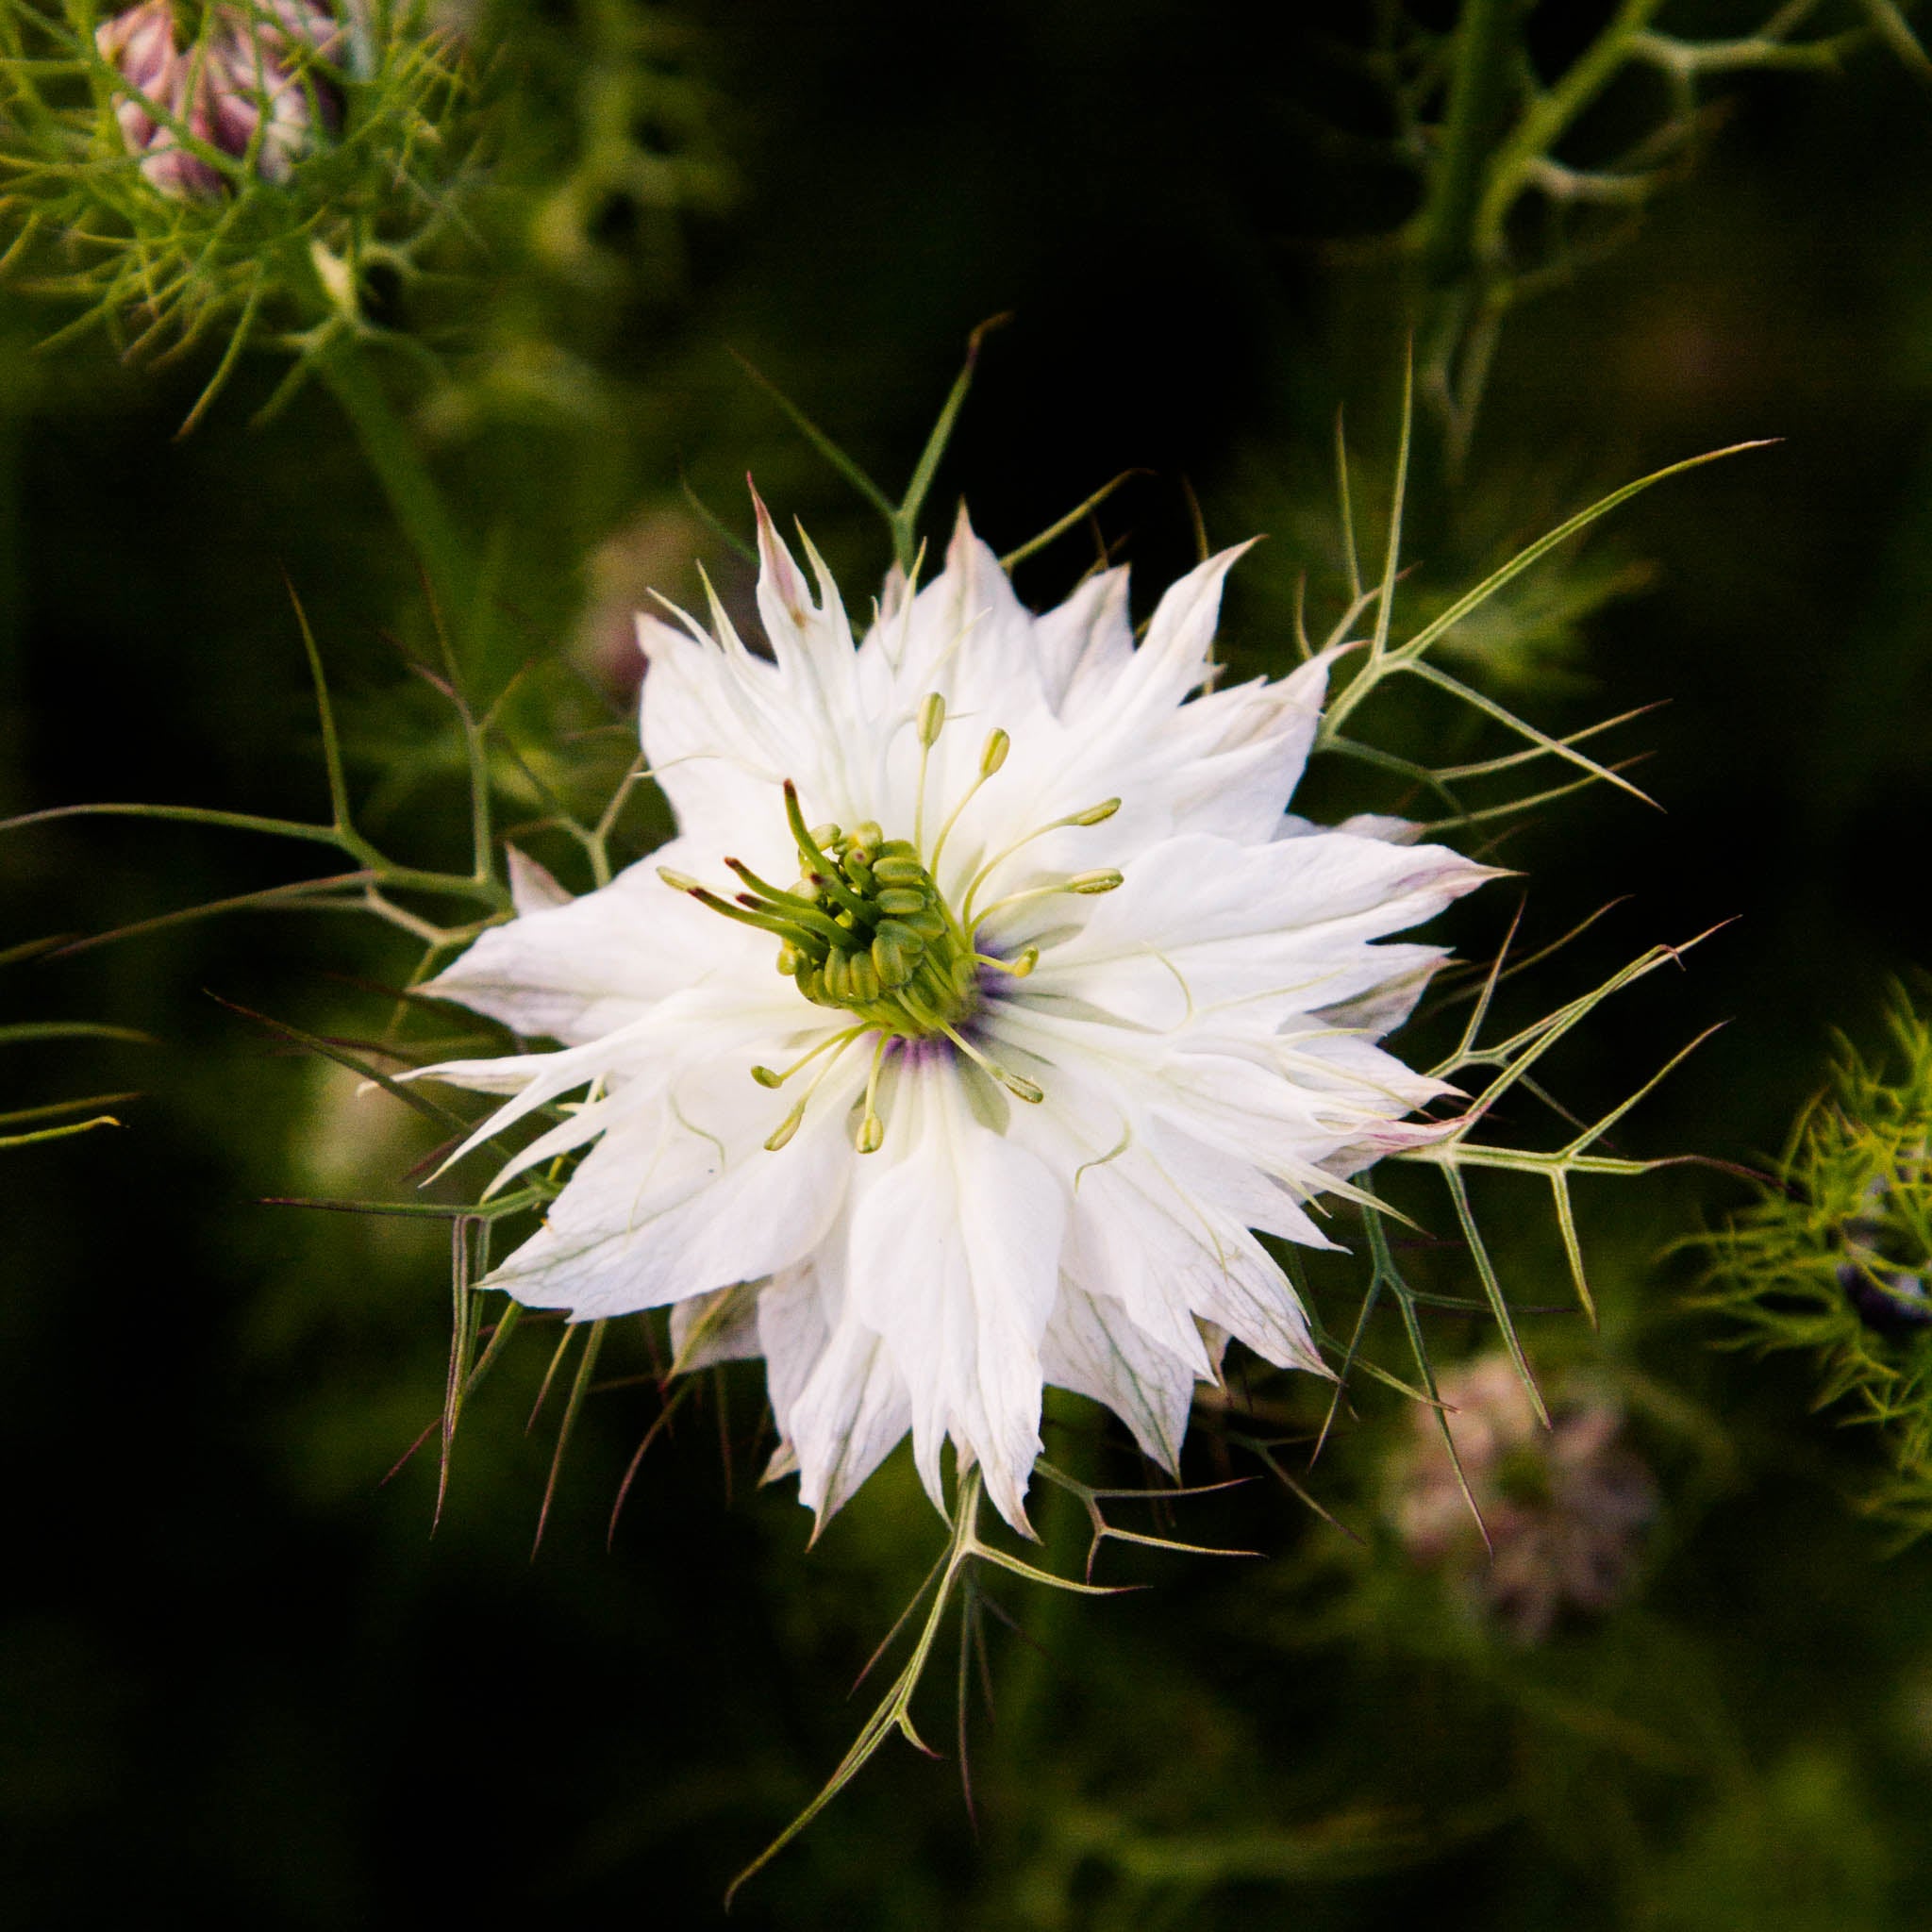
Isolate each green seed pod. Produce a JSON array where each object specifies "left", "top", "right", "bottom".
[
  {"left": 845, "top": 950, "right": 882, "bottom": 1004},
  {"left": 903, "top": 908, "right": 949, "bottom": 941},
  {"left": 872, "top": 933, "right": 914, "bottom": 988},
  {"left": 874, "top": 918, "right": 927, "bottom": 954},
  {"left": 871, "top": 856, "right": 927, "bottom": 886},
  {"left": 875, "top": 888, "right": 929, "bottom": 916}
]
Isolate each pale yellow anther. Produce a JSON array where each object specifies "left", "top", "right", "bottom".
[
  {"left": 917, "top": 691, "right": 947, "bottom": 748},
  {"left": 1069, "top": 870, "right": 1124, "bottom": 894},
  {"left": 980, "top": 728, "right": 1010, "bottom": 777},
  {"left": 657, "top": 867, "right": 701, "bottom": 891}
]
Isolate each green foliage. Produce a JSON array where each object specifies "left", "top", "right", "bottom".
[
  {"left": 1702, "top": 991, "right": 1932, "bottom": 1534},
  {"left": 1307, "top": 0, "right": 1924, "bottom": 461},
  {"left": 0, "top": 0, "right": 477, "bottom": 428},
  {"left": 0, "top": 935, "right": 147, "bottom": 1146},
  {"left": 0, "top": 342, "right": 1744, "bottom": 1893},
  {"left": 8, "top": 0, "right": 1932, "bottom": 1920}
]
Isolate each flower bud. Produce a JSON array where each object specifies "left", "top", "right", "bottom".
[
  {"left": 95, "top": 0, "right": 352, "bottom": 198},
  {"left": 1389, "top": 1354, "right": 1656, "bottom": 1644},
  {"left": 95, "top": 0, "right": 222, "bottom": 198}
]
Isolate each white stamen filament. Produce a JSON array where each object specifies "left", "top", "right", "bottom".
[{"left": 958, "top": 796, "right": 1120, "bottom": 927}]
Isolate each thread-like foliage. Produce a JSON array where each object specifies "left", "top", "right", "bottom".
[{"left": 1702, "top": 991, "right": 1932, "bottom": 1537}]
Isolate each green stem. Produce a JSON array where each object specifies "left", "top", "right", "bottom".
[
  {"left": 1419, "top": 0, "right": 1518, "bottom": 287},
  {"left": 1473, "top": 0, "right": 1667, "bottom": 260},
  {"left": 319, "top": 344, "right": 476, "bottom": 643},
  {"left": 991, "top": 1389, "right": 1087, "bottom": 1768}
]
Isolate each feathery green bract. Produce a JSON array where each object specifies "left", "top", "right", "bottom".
[
  {"left": 0, "top": 0, "right": 477, "bottom": 429},
  {"left": 1702, "top": 991, "right": 1932, "bottom": 1539}
]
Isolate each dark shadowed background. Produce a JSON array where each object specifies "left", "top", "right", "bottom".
[{"left": 5, "top": 1, "right": 1932, "bottom": 1924}]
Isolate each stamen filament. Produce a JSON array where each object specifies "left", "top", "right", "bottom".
[
  {"left": 913, "top": 691, "right": 945, "bottom": 853},
  {"left": 971, "top": 871, "right": 1122, "bottom": 926},
  {"left": 856, "top": 1033, "right": 894, "bottom": 1153},
  {"left": 959, "top": 798, "right": 1120, "bottom": 926},
  {"left": 929, "top": 778, "right": 988, "bottom": 877},
  {"left": 752, "top": 1024, "right": 867, "bottom": 1089},
  {"left": 897, "top": 989, "right": 1044, "bottom": 1104},
  {"left": 975, "top": 947, "right": 1039, "bottom": 977},
  {"left": 762, "top": 1026, "right": 864, "bottom": 1151}
]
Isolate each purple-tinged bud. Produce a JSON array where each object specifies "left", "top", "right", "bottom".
[
  {"left": 94, "top": 0, "right": 223, "bottom": 198},
  {"left": 1389, "top": 1354, "right": 1657, "bottom": 1644},
  {"left": 94, "top": 0, "right": 352, "bottom": 197},
  {"left": 205, "top": 12, "right": 335, "bottom": 186}
]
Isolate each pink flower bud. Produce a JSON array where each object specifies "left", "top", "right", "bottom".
[
  {"left": 94, "top": 0, "right": 222, "bottom": 197},
  {"left": 1389, "top": 1353, "right": 1657, "bottom": 1643},
  {"left": 94, "top": 0, "right": 351, "bottom": 197}
]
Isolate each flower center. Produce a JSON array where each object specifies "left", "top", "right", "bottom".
[{"left": 658, "top": 692, "right": 1124, "bottom": 1153}]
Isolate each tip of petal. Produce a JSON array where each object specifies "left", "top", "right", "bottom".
[{"left": 748, "top": 478, "right": 811, "bottom": 625}]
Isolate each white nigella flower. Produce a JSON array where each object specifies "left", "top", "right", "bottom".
[{"left": 419, "top": 499, "right": 1494, "bottom": 1535}]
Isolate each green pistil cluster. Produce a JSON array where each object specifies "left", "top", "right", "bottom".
[
  {"left": 661, "top": 699, "right": 1126, "bottom": 1154},
  {"left": 764, "top": 780, "right": 979, "bottom": 1038}
]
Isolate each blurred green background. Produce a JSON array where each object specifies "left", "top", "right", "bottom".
[{"left": 7, "top": 1, "right": 1932, "bottom": 1924}]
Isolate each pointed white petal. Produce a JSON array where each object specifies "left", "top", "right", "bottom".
[
  {"left": 1021, "top": 830, "right": 1496, "bottom": 1033},
  {"left": 787, "top": 1315, "right": 913, "bottom": 1528},
  {"left": 1041, "top": 1278, "right": 1199, "bottom": 1474},
  {"left": 507, "top": 846, "right": 574, "bottom": 915},
  {"left": 845, "top": 1060, "right": 1064, "bottom": 1533},
  {"left": 1033, "top": 567, "right": 1132, "bottom": 718},
  {"left": 479, "top": 1031, "right": 864, "bottom": 1320},
  {"left": 427, "top": 845, "right": 738, "bottom": 1045},
  {"left": 669, "top": 1281, "right": 765, "bottom": 1370}
]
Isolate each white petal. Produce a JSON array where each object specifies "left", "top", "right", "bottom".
[
  {"left": 427, "top": 846, "right": 737, "bottom": 1045},
  {"left": 1021, "top": 830, "right": 1495, "bottom": 1032},
  {"left": 1065, "top": 543, "right": 1253, "bottom": 739},
  {"left": 507, "top": 846, "right": 574, "bottom": 915},
  {"left": 1060, "top": 1129, "right": 1325, "bottom": 1374},
  {"left": 669, "top": 1281, "right": 764, "bottom": 1370},
  {"left": 1033, "top": 566, "right": 1132, "bottom": 717},
  {"left": 845, "top": 1058, "right": 1065, "bottom": 1533},
  {"left": 480, "top": 1030, "right": 864, "bottom": 1320},
  {"left": 864, "top": 508, "right": 1044, "bottom": 717},
  {"left": 787, "top": 1317, "right": 913, "bottom": 1529},
  {"left": 1041, "top": 1277, "right": 1200, "bottom": 1474}
]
